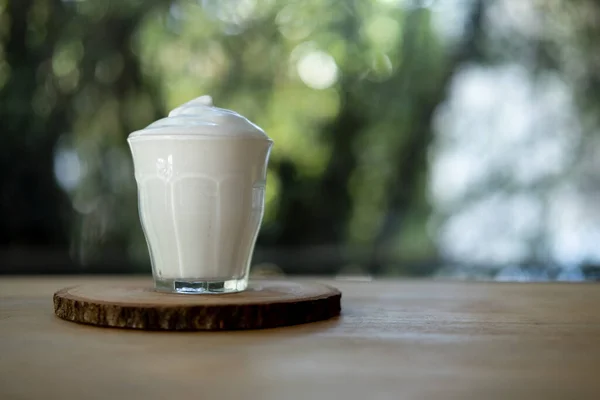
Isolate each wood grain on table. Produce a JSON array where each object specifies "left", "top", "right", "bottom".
[{"left": 1, "top": 276, "right": 599, "bottom": 400}]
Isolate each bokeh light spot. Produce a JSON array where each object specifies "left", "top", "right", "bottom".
[
  {"left": 296, "top": 50, "right": 338, "bottom": 90},
  {"left": 54, "top": 145, "right": 83, "bottom": 192},
  {"left": 364, "top": 16, "right": 401, "bottom": 51}
]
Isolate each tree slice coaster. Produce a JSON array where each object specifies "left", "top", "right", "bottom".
[{"left": 53, "top": 280, "right": 341, "bottom": 331}]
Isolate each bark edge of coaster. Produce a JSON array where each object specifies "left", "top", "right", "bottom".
[{"left": 53, "top": 280, "right": 341, "bottom": 331}]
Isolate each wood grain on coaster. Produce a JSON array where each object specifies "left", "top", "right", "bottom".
[{"left": 53, "top": 280, "right": 341, "bottom": 331}]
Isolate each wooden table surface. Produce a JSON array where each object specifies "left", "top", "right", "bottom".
[{"left": 1, "top": 277, "right": 600, "bottom": 400}]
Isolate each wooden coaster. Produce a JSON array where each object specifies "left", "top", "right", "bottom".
[{"left": 53, "top": 280, "right": 341, "bottom": 331}]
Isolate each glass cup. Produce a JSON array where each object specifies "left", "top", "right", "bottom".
[{"left": 128, "top": 135, "right": 272, "bottom": 294}]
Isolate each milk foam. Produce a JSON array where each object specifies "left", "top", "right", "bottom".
[{"left": 128, "top": 96, "right": 268, "bottom": 139}]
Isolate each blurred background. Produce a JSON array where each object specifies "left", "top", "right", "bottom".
[{"left": 2, "top": 0, "right": 600, "bottom": 280}]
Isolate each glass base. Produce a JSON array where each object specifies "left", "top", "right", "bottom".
[{"left": 154, "top": 277, "right": 248, "bottom": 294}]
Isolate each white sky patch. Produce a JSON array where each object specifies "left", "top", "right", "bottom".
[
  {"left": 430, "top": 0, "right": 471, "bottom": 42},
  {"left": 548, "top": 184, "right": 600, "bottom": 265},
  {"left": 429, "top": 63, "right": 591, "bottom": 266}
]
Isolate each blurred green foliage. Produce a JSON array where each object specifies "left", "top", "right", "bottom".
[
  {"left": 0, "top": 0, "right": 456, "bottom": 275},
  {"left": 3, "top": 0, "right": 600, "bottom": 279}
]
